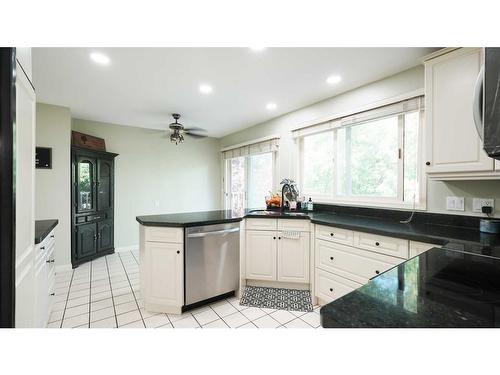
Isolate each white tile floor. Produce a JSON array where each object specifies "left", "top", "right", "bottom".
[{"left": 49, "top": 250, "right": 321, "bottom": 329}]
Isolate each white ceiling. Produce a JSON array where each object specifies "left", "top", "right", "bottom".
[{"left": 32, "top": 47, "right": 437, "bottom": 138}]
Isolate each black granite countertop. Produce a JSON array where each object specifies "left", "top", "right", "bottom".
[
  {"left": 320, "top": 248, "right": 500, "bottom": 327},
  {"left": 35, "top": 219, "right": 58, "bottom": 244},
  {"left": 136, "top": 209, "right": 500, "bottom": 256}
]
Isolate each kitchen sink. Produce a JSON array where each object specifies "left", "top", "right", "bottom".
[{"left": 248, "top": 209, "right": 309, "bottom": 217}]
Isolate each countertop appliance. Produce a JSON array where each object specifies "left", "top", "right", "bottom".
[
  {"left": 473, "top": 47, "right": 500, "bottom": 160},
  {"left": 185, "top": 222, "right": 240, "bottom": 306}
]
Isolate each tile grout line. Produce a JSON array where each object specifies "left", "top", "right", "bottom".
[
  {"left": 117, "top": 251, "right": 145, "bottom": 328},
  {"left": 104, "top": 254, "right": 119, "bottom": 328},
  {"left": 86, "top": 261, "right": 93, "bottom": 328},
  {"left": 206, "top": 305, "right": 230, "bottom": 328},
  {"left": 58, "top": 269, "right": 75, "bottom": 328}
]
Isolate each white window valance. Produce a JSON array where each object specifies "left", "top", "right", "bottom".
[
  {"left": 222, "top": 137, "right": 279, "bottom": 160},
  {"left": 292, "top": 96, "right": 424, "bottom": 138}
]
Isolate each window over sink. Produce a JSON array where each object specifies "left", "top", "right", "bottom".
[{"left": 295, "top": 96, "right": 424, "bottom": 208}]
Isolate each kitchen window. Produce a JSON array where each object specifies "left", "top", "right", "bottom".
[
  {"left": 296, "top": 96, "right": 424, "bottom": 208},
  {"left": 222, "top": 138, "right": 279, "bottom": 211}
]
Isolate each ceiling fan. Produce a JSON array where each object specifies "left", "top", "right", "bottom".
[{"left": 167, "top": 113, "right": 207, "bottom": 145}]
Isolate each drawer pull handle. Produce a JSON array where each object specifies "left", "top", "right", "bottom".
[
  {"left": 330, "top": 233, "right": 334, "bottom": 236},
  {"left": 273, "top": 236, "right": 276, "bottom": 240},
  {"left": 176, "top": 251, "right": 180, "bottom": 254},
  {"left": 50, "top": 293, "right": 55, "bottom": 296},
  {"left": 330, "top": 256, "right": 334, "bottom": 261},
  {"left": 278, "top": 236, "right": 281, "bottom": 240},
  {"left": 329, "top": 288, "right": 333, "bottom": 292},
  {"left": 375, "top": 270, "right": 380, "bottom": 274},
  {"left": 46, "top": 259, "right": 55, "bottom": 263},
  {"left": 375, "top": 242, "right": 380, "bottom": 246},
  {"left": 40, "top": 246, "right": 45, "bottom": 250},
  {"left": 425, "top": 161, "right": 431, "bottom": 166},
  {"left": 50, "top": 235, "right": 55, "bottom": 238}
]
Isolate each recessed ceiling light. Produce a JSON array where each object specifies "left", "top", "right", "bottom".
[
  {"left": 326, "top": 75, "right": 342, "bottom": 84},
  {"left": 199, "top": 84, "right": 213, "bottom": 94},
  {"left": 266, "top": 102, "right": 277, "bottom": 110},
  {"left": 90, "top": 52, "right": 110, "bottom": 65}
]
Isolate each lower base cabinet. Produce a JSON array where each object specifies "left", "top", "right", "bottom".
[
  {"left": 34, "top": 229, "right": 56, "bottom": 327},
  {"left": 245, "top": 229, "right": 310, "bottom": 283},
  {"left": 315, "top": 268, "right": 362, "bottom": 304},
  {"left": 277, "top": 233, "right": 310, "bottom": 283},
  {"left": 140, "top": 225, "right": 184, "bottom": 314}
]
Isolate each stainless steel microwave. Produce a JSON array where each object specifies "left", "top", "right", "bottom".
[{"left": 473, "top": 47, "right": 500, "bottom": 160}]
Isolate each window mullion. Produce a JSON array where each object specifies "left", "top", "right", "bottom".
[{"left": 397, "top": 114, "right": 405, "bottom": 202}]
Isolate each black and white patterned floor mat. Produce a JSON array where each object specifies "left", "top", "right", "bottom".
[{"left": 239, "top": 286, "right": 313, "bottom": 312}]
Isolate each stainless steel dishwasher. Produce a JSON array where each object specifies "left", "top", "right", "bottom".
[{"left": 185, "top": 222, "right": 240, "bottom": 306}]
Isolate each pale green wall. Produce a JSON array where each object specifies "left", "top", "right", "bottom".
[
  {"left": 35, "top": 103, "right": 72, "bottom": 267},
  {"left": 72, "top": 119, "right": 222, "bottom": 248},
  {"left": 220, "top": 66, "right": 500, "bottom": 217}
]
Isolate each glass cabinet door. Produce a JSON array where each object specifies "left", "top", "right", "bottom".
[
  {"left": 97, "top": 159, "right": 113, "bottom": 212},
  {"left": 76, "top": 157, "right": 96, "bottom": 213}
]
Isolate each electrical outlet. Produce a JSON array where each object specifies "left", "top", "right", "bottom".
[
  {"left": 446, "top": 196, "right": 465, "bottom": 211},
  {"left": 472, "top": 198, "right": 495, "bottom": 213}
]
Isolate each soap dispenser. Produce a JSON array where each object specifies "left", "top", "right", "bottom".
[{"left": 307, "top": 197, "right": 313, "bottom": 211}]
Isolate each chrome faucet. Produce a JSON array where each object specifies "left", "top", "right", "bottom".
[{"left": 281, "top": 183, "right": 291, "bottom": 213}]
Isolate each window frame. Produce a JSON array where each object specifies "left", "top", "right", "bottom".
[
  {"left": 223, "top": 150, "right": 278, "bottom": 210},
  {"left": 297, "top": 109, "right": 426, "bottom": 210}
]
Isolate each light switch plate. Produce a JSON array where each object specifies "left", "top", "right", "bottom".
[
  {"left": 472, "top": 198, "right": 495, "bottom": 213},
  {"left": 446, "top": 196, "right": 465, "bottom": 211}
]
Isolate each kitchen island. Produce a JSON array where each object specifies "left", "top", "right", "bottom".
[{"left": 137, "top": 207, "right": 500, "bottom": 325}]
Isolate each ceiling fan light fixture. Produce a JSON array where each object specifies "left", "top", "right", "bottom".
[{"left": 170, "top": 131, "right": 184, "bottom": 145}]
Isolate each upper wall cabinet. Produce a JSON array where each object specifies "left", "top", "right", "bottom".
[{"left": 424, "top": 48, "right": 500, "bottom": 180}]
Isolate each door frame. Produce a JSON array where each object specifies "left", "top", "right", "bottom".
[{"left": 0, "top": 48, "right": 16, "bottom": 328}]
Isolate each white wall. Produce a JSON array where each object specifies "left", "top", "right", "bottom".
[
  {"left": 72, "top": 119, "right": 222, "bottom": 249},
  {"left": 35, "top": 103, "right": 72, "bottom": 268},
  {"left": 220, "top": 65, "right": 500, "bottom": 217}
]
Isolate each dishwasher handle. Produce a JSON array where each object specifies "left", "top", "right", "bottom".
[{"left": 187, "top": 227, "right": 240, "bottom": 238}]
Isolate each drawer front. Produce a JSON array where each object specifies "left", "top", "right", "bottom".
[
  {"left": 316, "top": 239, "right": 402, "bottom": 284},
  {"left": 409, "top": 241, "right": 440, "bottom": 258},
  {"left": 145, "top": 226, "right": 183, "bottom": 244},
  {"left": 315, "top": 268, "right": 362, "bottom": 304},
  {"left": 354, "top": 232, "right": 409, "bottom": 259},
  {"left": 245, "top": 218, "right": 277, "bottom": 231},
  {"left": 278, "top": 219, "right": 310, "bottom": 232},
  {"left": 315, "top": 225, "right": 354, "bottom": 246}
]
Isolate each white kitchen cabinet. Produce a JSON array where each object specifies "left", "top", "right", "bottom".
[
  {"left": 277, "top": 233, "right": 310, "bottom": 283},
  {"left": 142, "top": 241, "right": 183, "bottom": 313},
  {"left": 34, "top": 229, "right": 56, "bottom": 328},
  {"left": 245, "top": 230, "right": 277, "bottom": 281},
  {"left": 409, "top": 241, "right": 440, "bottom": 258},
  {"left": 315, "top": 268, "right": 362, "bottom": 305},
  {"left": 424, "top": 48, "right": 499, "bottom": 179},
  {"left": 315, "top": 225, "right": 354, "bottom": 246},
  {"left": 353, "top": 231, "right": 409, "bottom": 259},
  {"left": 316, "top": 239, "right": 402, "bottom": 285}
]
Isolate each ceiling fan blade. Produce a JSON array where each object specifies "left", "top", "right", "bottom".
[
  {"left": 185, "top": 132, "right": 208, "bottom": 139},
  {"left": 183, "top": 127, "right": 207, "bottom": 132}
]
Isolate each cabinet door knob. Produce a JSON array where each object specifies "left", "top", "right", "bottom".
[
  {"left": 330, "top": 233, "right": 334, "bottom": 236},
  {"left": 375, "top": 242, "right": 380, "bottom": 246},
  {"left": 176, "top": 250, "right": 180, "bottom": 254},
  {"left": 330, "top": 256, "right": 334, "bottom": 261},
  {"left": 425, "top": 161, "right": 431, "bottom": 166},
  {"left": 273, "top": 236, "right": 276, "bottom": 239},
  {"left": 375, "top": 270, "right": 380, "bottom": 274},
  {"left": 278, "top": 236, "right": 281, "bottom": 240},
  {"left": 329, "top": 288, "right": 333, "bottom": 292}
]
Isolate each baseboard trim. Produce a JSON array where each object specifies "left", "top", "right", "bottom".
[
  {"left": 55, "top": 264, "right": 72, "bottom": 273},
  {"left": 115, "top": 245, "right": 139, "bottom": 253}
]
